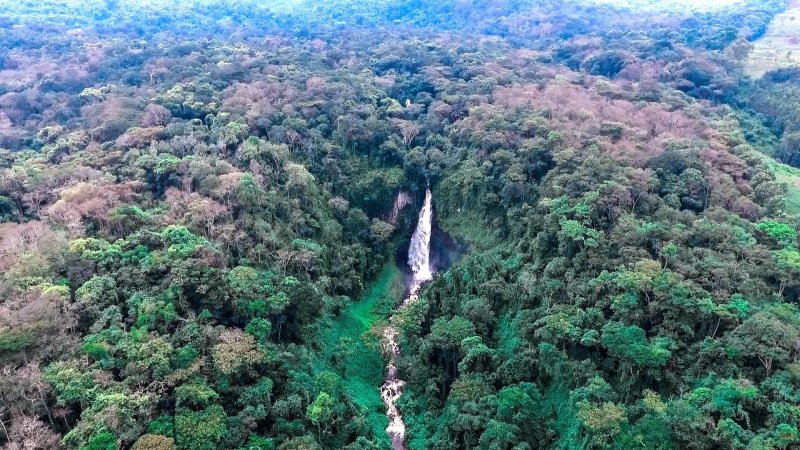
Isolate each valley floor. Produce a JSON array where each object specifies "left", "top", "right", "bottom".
[
  {"left": 313, "top": 263, "right": 405, "bottom": 445},
  {"left": 745, "top": 0, "right": 800, "bottom": 78}
]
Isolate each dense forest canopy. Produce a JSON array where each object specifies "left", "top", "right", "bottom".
[{"left": 1, "top": 0, "right": 800, "bottom": 449}]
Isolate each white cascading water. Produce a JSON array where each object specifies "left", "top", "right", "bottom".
[
  {"left": 381, "top": 188, "right": 434, "bottom": 450},
  {"left": 406, "top": 189, "right": 434, "bottom": 286}
]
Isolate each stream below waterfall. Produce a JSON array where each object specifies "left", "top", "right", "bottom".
[{"left": 380, "top": 188, "right": 434, "bottom": 450}]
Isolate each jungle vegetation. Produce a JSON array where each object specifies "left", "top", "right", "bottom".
[{"left": 0, "top": 0, "right": 800, "bottom": 449}]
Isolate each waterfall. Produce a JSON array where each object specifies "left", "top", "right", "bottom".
[
  {"left": 407, "top": 189, "right": 433, "bottom": 286},
  {"left": 381, "top": 188, "right": 434, "bottom": 450}
]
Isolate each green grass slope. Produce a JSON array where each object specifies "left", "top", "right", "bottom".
[{"left": 313, "top": 263, "right": 405, "bottom": 443}]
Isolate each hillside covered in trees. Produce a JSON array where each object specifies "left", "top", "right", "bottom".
[{"left": 1, "top": 0, "right": 800, "bottom": 449}]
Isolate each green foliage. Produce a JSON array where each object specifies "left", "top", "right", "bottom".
[
  {"left": 0, "top": 329, "right": 35, "bottom": 352},
  {"left": 43, "top": 361, "right": 97, "bottom": 405},
  {"left": 0, "top": 1, "right": 798, "bottom": 449},
  {"left": 310, "top": 263, "right": 402, "bottom": 445},
  {"left": 757, "top": 220, "right": 797, "bottom": 245},
  {"left": 176, "top": 381, "right": 219, "bottom": 409},
  {"left": 775, "top": 247, "right": 800, "bottom": 272},
  {"left": 147, "top": 416, "right": 175, "bottom": 437},
  {"left": 175, "top": 405, "right": 228, "bottom": 450},
  {"left": 307, "top": 392, "right": 335, "bottom": 427},
  {"left": 85, "top": 432, "right": 117, "bottom": 450},
  {"left": 159, "top": 225, "right": 211, "bottom": 258},
  {"left": 601, "top": 322, "right": 672, "bottom": 368},
  {"left": 240, "top": 435, "right": 275, "bottom": 450},
  {"left": 245, "top": 318, "right": 272, "bottom": 344}
]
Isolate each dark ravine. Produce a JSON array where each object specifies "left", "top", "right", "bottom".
[{"left": 381, "top": 188, "right": 434, "bottom": 450}]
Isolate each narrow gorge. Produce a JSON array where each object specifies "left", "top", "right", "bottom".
[{"left": 381, "top": 189, "right": 434, "bottom": 450}]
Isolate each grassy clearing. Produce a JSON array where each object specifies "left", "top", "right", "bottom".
[
  {"left": 313, "top": 262, "right": 405, "bottom": 443},
  {"left": 745, "top": 0, "right": 800, "bottom": 78},
  {"left": 730, "top": 110, "right": 800, "bottom": 215},
  {"left": 768, "top": 160, "right": 800, "bottom": 215}
]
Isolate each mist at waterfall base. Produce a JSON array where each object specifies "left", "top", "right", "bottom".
[
  {"left": 400, "top": 220, "right": 462, "bottom": 284},
  {"left": 392, "top": 197, "right": 463, "bottom": 292}
]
